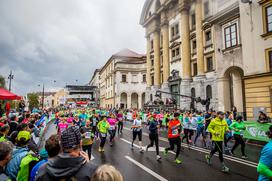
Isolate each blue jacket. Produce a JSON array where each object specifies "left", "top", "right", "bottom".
[
  {"left": 30, "top": 159, "right": 48, "bottom": 181},
  {"left": 6, "top": 147, "right": 29, "bottom": 180}
]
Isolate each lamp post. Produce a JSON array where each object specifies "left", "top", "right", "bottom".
[
  {"left": 38, "top": 84, "right": 45, "bottom": 110},
  {"left": 8, "top": 70, "right": 14, "bottom": 91}
]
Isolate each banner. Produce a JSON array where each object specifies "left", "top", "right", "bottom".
[{"left": 243, "top": 121, "right": 272, "bottom": 142}]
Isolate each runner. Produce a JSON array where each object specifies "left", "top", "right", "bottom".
[
  {"left": 57, "top": 118, "right": 68, "bottom": 135},
  {"left": 97, "top": 116, "right": 110, "bottom": 152},
  {"left": 205, "top": 111, "right": 230, "bottom": 173},
  {"left": 80, "top": 119, "right": 94, "bottom": 159},
  {"left": 108, "top": 114, "right": 118, "bottom": 146},
  {"left": 257, "top": 125, "right": 272, "bottom": 181},
  {"left": 117, "top": 111, "right": 124, "bottom": 134},
  {"left": 164, "top": 112, "right": 182, "bottom": 164},
  {"left": 224, "top": 113, "right": 233, "bottom": 152},
  {"left": 131, "top": 114, "right": 144, "bottom": 152},
  {"left": 194, "top": 112, "right": 206, "bottom": 148},
  {"left": 79, "top": 109, "right": 87, "bottom": 127},
  {"left": 229, "top": 115, "right": 248, "bottom": 159},
  {"left": 146, "top": 115, "right": 161, "bottom": 161}
]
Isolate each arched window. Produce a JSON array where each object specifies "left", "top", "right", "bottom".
[
  {"left": 206, "top": 85, "right": 212, "bottom": 99},
  {"left": 191, "top": 88, "right": 196, "bottom": 98}
]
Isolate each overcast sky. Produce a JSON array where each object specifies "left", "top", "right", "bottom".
[{"left": 0, "top": 0, "right": 146, "bottom": 95}]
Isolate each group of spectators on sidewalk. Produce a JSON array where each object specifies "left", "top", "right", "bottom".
[{"left": 0, "top": 107, "right": 124, "bottom": 181}]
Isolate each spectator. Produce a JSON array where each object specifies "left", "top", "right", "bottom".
[
  {"left": 257, "top": 125, "right": 272, "bottom": 180},
  {"left": 258, "top": 112, "right": 270, "bottom": 124},
  {"left": 0, "top": 142, "right": 13, "bottom": 181},
  {"left": 5, "top": 102, "right": 10, "bottom": 119},
  {"left": 6, "top": 130, "right": 31, "bottom": 180},
  {"left": 91, "top": 164, "right": 123, "bottom": 181},
  {"left": 36, "top": 126, "right": 97, "bottom": 181},
  {"left": 30, "top": 134, "right": 61, "bottom": 181},
  {"left": 0, "top": 125, "right": 10, "bottom": 142}
]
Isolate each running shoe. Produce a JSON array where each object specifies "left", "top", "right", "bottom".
[
  {"left": 205, "top": 155, "right": 211, "bottom": 165},
  {"left": 140, "top": 148, "right": 144, "bottom": 153},
  {"left": 98, "top": 147, "right": 102, "bottom": 152},
  {"left": 241, "top": 155, "right": 248, "bottom": 159},
  {"left": 131, "top": 144, "right": 134, "bottom": 150},
  {"left": 163, "top": 148, "right": 168, "bottom": 156},
  {"left": 102, "top": 148, "right": 105, "bottom": 152},
  {"left": 175, "top": 159, "right": 182, "bottom": 164},
  {"left": 156, "top": 155, "right": 161, "bottom": 161},
  {"left": 221, "top": 166, "right": 230, "bottom": 173}
]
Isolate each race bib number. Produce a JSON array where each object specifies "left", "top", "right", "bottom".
[
  {"left": 101, "top": 133, "right": 106, "bottom": 138},
  {"left": 85, "top": 132, "right": 91, "bottom": 139},
  {"left": 172, "top": 129, "right": 178, "bottom": 135}
]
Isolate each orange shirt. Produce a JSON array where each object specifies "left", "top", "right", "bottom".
[{"left": 168, "top": 119, "right": 180, "bottom": 138}]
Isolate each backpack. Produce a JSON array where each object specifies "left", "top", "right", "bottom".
[{"left": 17, "top": 152, "right": 39, "bottom": 181}]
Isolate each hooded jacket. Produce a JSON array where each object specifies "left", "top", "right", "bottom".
[
  {"left": 6, "top": 147, "right": 29, "bottom": 181},
  {"left": 208, "top": 117, "right": 229, "bottom": 142},
  {"left": 36, "top": 153, "right": 97, "bottom": 181}
]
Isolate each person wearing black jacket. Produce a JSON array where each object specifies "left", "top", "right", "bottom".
[
  {"left": 146, "top": 115, "right": 161, "bottom": 161},
  {"left": 36, "top": 126, "right": 97, "bottom": 181}
]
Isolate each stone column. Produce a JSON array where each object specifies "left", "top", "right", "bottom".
[
  {"left": 161, "top": 14, "right": 170, "bottom": 85},
  {"left": 180, "top": 2, "right": 191, "bottom": 79},
  {"left": 195, "top": 0, "right": 204, "bottom": 76},
  {"left": 127, "top": 93, "right": 131, "bottom": 109},
  {"left": 179, "top": 1, "right": 192, "bottom": 110},
  {"left": 138, "top": 93, "right": 142, "bottom": 109},
  {"left": 146, "top": 36, "right": 152, "bottom": 88},
  {"left": 153, "top": 30, "right": 161, "bottom": 88}
]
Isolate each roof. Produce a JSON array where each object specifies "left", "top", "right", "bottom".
[{"left": 113, "top": 48, "right": 145, "bottom": 58}]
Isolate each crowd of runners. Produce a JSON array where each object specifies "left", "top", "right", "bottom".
[{"left": 0, "top": 107, "right": 271, "bottom": 181}]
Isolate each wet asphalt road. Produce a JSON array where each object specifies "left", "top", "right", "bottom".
[{"left": 43, "top": 121, "right": 260, "bottom": 181}]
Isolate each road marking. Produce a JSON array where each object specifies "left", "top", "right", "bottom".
[
  {"left": 120, "top": 138, "right": 166, "bottom": 152},
  {"left": 125, "top": 155, "right": 168, "bottom": 181},
  {"left": 123, "top": 127, "right": 258, "bottom": 168}
]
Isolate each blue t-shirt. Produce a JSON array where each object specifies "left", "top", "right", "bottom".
[
  {"left": 259, "top": 140, "right": 272, "bottom": 181},
  {"left": 79, "top": 114, "right": 87, "bottom": 126}
]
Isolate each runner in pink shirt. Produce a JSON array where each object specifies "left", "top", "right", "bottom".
[
  {"left": 58, "top": 118, "right": 69, "bottom": 135},
  {"left": 108, "top": 114, "right": 118, "bottom": 146}
]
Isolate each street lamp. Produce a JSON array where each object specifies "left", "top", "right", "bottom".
[
  {"left": 8, "top": 70, "right": 14, "bottom": 91},
  {"left": 38, "top": 84, "right": 45, "bottom": 110}
]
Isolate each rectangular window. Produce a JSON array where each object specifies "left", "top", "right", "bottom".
[
  {"left": 206, "top": 57, "right": 213, "bottom": 72},
  {"left": 151, "top": 59, "right": 154, "bottom": 66},
  {"left": 172, "top": 49, "right": 176, "bottom": 58},
  {"left": 151, "top": 40, "right": 154, "bottom": 50},
  {"left": 266, "top": 5, "right": 272, "bottom": 33},
  {"left": 205, "top": 30, "right": 212, "bottom": 45},
  {"left": 151, "top": 76, "right": 154, "bottom": 86},
  {"left": 171, "top": 26, "right": 175, "bottom": 38},
  {"left": 191, "top": 13, "right": 196, "bottom": 27},
  {"left": 132, "top": 75, "right": 137, "bottom": 83},
  {"left": 176, "top": 48, "right": 180, "bottom": 57},
  {"left": 171, "top": 23, "right": 180, "bottom": 40},
  {"left": 175, "top": 24, "right": 179, "bottom": 35},
  {"left": 143, "top": 74, "right": 146, "bottom": 82},
  {"left": 192, "top": 40, "right": 197, "bottom": 54},
  {"left": 122, "top": 74, "right": 126, "bottom": 82},
  {"left": 224, "top": 24, "right": 238, "bottom": 49},
  {"left": 268, "top": 50, "right": 272, "bottom": 72},
  {"left": 193, "top": 63, "right": 198, "bottom": 76}
]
